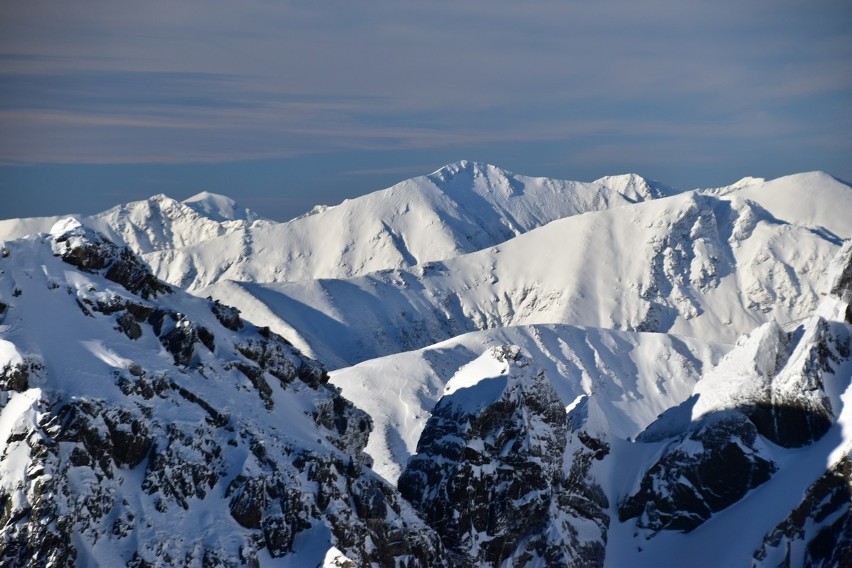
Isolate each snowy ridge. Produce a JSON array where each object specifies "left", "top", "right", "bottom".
[
  {"left": 0, "top": 191, "right": 268, "bottom": 256},
  {"left": 144, "top": 162, "right": 677, "bottom": 290},
  {"left": 329, "top": 324, "right": 726, "bottom": 484},
  {"left": 204, "top": 172, "right": 852, "bottom": 368},
  {"left": 0, "top": 223, "right": 447, "bottom": 567}
]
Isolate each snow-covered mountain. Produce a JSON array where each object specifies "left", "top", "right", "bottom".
[
  {"left": 143, "top": 162, "right": 679, "bottom": 289},
  {"left": 203, "top": 171, "right": 852, "bottom": 368},
  {"left": 0, "top": 191, "right": 268, "bottom": 256},
  {"left": 389, "top": 241, "right": 852, "bottom": 567},
  {"left": 0, "top": 221, "right": 446, "bottom": 566},
  {"left": 329, "top": 324, "right": 728, "bottom": 484},
  {"left": 2, "top": 164, "right": 850, "bottom": 567}
]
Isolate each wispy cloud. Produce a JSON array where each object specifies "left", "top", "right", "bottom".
[{"left": 1, "top": 0, "right": 850, "bottom": 189}]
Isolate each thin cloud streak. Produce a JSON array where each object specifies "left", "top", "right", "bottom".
[{"left": 0, "top": 0, "right": 850, "bottom": 217}]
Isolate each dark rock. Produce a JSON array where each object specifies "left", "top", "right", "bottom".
[
  {"left": 400, "top": 352, "right": 608, "bottom": 566},
  {"left": 211, "top": 300, "right": 243, "bottom": 331},
  {"left": 754, "top": 456, "right": 852, "bottom": 567},
  {"left": 227, "top": 476, "right": 266, "bottom": 529},
  {"left": 103, "top": 248, "right": 171, "bottom": 299},
  {"left": 1, "top": 360, "right": 40, "bottom": 393},
  {"left": 236, "top": 330, "right": 327, "bottom": 389},
  {"left": 102, "top": 408, "right": 152, "bottom": 468},
  {"left": 619, "top": 411, "right": 776, "bottom": 533},
  {"left": 56, "top": 229, "right": 114, "bottom": 271},
  {"left": 116, "top": 312, "right": 143, "bottom": 340},
  {"left": 739, "top": 401, "right": 832, "bottom": 449},
  {"left": 234, "top": 363, "right": 274, "bottom": 410},
  {"left": 142, "top": 424, "right": 225, "bottom": 510}
]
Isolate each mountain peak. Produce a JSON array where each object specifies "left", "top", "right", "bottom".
[
  {"left": 428, "top": 160, "right": 509, "bottom": 184},
  {"left": 182, "top": 191, "right": 260, "bottom": 223},
  {"left": 593, "top": 173, "right": 678, "bottom": 202}
]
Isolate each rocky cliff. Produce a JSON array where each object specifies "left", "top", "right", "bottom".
[{"left": 0, "top": 220, "right": 446, "bottom": 567}]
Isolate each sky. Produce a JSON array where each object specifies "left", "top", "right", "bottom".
[{"left": 1, "top": 1, "right": 851, "bottom": 221}]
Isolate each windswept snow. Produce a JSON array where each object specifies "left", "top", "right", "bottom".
[
  {"left": 0, "top": 192, "right": 268, "bottom": 256},
  {"left": 205, "top": 172, "right": 851, "bottom": 368},
  {"left": 145, "top": 162, "right": 679, "bottom": 290}
]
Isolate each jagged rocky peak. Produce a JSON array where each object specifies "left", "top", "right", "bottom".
[
  {"left": 399, "top": 345, "right": 609, "bottom": 567},
  {"left": 0, "top": 226, "right": 448, "bottom": 567},
  {"left": 49, "top": 217, "right": 173, "bottom": 299},
  {"left": 620, "top": 240, "right": 852, "bottom": 540},
  {"left": 620, "top": 408, "right": 778, "bottom": 533}
]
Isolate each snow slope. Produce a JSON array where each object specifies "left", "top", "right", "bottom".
[
  {"left": 329, "top": 324, "right": 727, "bottom": 484},
  {"left": 608, "top": 242, "right": 852, "bottom": 568},
  {"left": 144, "top": 162, "right": 678, "bottom": 290},
  {"left": 0, "top": 221, "right": 446, "bottom": 567},
  {"left": 378, "top": 239, "right": 852, "bottom": 567},
  {"left": 203, "top": 171, "right": 852, "bottom": 368},
  {"left": 0, "top": 192, "right": 268, "bottom": 255}
]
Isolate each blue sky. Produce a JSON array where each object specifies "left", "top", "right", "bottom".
[{"left": 1, "top": 1, "right": 850, "bottom": 220}]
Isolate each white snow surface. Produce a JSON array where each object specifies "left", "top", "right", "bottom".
[
  {"left": 0, "top": 228, "right": 401, "bottom": 566},
  {"left": 0, "top": 192, "right": 268, "bottom": 256},
  {"left": 144, "top": 162, "right": 679, "bottom": 290},
  {"left": 181, "top": 190, "right": 261, "bottom": 223},
  {"left": 330, "top": 324, "right": 726, "bottom": 484},
  {"left": 204, "top": 171, "right": 851, "bottom": 369}
]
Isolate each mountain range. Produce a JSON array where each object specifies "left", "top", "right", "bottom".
[{"left": 1, "top": 162, "right": 850, "bottom": 567}]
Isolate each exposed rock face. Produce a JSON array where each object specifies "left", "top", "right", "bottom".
[
  {"left": 399, "top": 347, "right": 609, "bottom": 567},
  {"left": 620, "top": 241, "right": 852, "bottom": 540},
  {"left": 754, "top": 456, "right": 852, "bottom": 568},
  {"left": 52, "top": 219, "right": 172, "bottom": 299},
  {"left": 736, "top": 316, "right": 845, "bottom": 448},
  {"left": 0, "top": 223, "right": 447, "bottom": 567},
  {"left": 619, "top": 411, "right": 776, "bottom": 532}
]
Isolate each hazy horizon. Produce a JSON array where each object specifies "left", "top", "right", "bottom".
[{"left": 2, "top": 1, "right": 850, "bottom": 220}]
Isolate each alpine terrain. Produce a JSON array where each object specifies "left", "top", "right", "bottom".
[{"left": 1, "top": 163, "right": 850, "bottom": 567}]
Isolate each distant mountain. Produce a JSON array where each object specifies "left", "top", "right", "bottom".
[
  {"left": 0, "top": 220, "right": 446, "bottom": 566},
  {"left": 203, "top": 171, "right": 852, "bottom": 368},
  {"left": 143, "top": 162, "right": 680, "bottom": 290},
  {"left": 0, "top": 191, "right": 269, "bottom": 255}
]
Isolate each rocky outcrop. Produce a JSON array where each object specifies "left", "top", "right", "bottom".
[
  {"left": 399, "top": 346, "right": 609, "bottom": 566},
  {"left": 52, "top": 218, "right": 171, "bottom": 299},
  {"left": 619, "top": 411, "right": 776, "bottom": 532},
  {"left": 0, "top": 223, "right": 447, "bottom": 567},
  {"left": 754, "top": 455, "right": 852, "bottom": 568}
]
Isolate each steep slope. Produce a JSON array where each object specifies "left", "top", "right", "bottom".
[
  {"left": 609, "top": 240, "right": 852, "bottom": 567},
  {"left": 0, "top": 192, "right": 268, "bottom": 256},
  {"left": 0, "top": 221, "right": 446, "bottom": 567},
  {"left": 385, "top": 240, "right": 851, "bottom": 567},
  {"left": 329, "top": 324, "right": 727, "bottom": 484},
  {"left": 204, "top": 172, "right": 852, "bottom": 368},
  {"left": 144, "top": 162, "right": 677, "bottom": 290}
]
